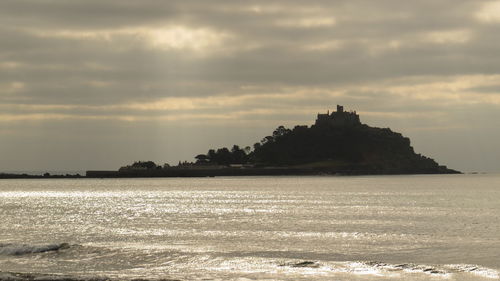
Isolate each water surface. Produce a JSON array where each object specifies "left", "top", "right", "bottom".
[{"left": 0, "top": 175, "right": 499, "bottom": 280}]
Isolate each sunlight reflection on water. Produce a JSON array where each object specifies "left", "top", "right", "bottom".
[{"left": 0, "top": 175, "right": 499, "bottom": 280}]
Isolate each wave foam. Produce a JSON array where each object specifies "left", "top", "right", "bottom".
[
  {"left": 277, "top": 260, "right": 500, "bottom": 279},
  {"left": 0, "top": 272, "right": 109, "bottom": 281},
  {"left": 0, "top": 243, "right": 70, "bottom": 256},
  {"left": 445, "top": 264, "right": 500, "bottom": 279},
  {"left": 363, "top": 261, "right": 500, "bottom": 278}
]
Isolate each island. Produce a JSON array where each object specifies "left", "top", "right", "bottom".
[{"left": 86, "top": 105, "right": 460, "bottom": 178}]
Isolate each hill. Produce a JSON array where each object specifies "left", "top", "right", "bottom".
[{"left": 196, "top": 105, "right": 459, "bottom": 174}]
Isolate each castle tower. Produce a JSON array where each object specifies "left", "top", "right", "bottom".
[{"left": 314, "top": 105, "right": 361, "bottom": 127}]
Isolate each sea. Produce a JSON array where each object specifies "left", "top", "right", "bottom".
[{"left": 0, "top": 175, "right": 499, "bottom": 281}]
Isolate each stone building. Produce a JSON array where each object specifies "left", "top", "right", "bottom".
[{"left": 315, "top": 105, "right": 361, "bottom": 127}]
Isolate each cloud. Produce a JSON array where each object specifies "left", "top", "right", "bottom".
[
  {"left": 31, "top": 25, "right": 230, "bottom": 52},
  {"left": 1, "top": 0, "right": 500, "bottom": 171},
  {"left": 3, "top": 74, "right": 500, "bottom": 126},
  {"left": 275, "top": 17, "right": 336, "bottom": 28},
  {"left": 476, "top": 1, "right": 500, "bottom": 23},
  {"left": 424, "top": 29, "right": 472, "bottom": 44}
]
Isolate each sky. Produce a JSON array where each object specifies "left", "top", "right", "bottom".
[{"left": 1, "top": 0, "right": 500, "bottom": 173}]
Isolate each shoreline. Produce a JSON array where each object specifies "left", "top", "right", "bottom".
[
  {"left": 0, "top": 271, "right": 180, "bottom": 281},
  {"left": 0, "top": 167, "right": 461, "bottom": 179},
  {"left": 1, "top": 260, "right": 499, "bottom": 280}
]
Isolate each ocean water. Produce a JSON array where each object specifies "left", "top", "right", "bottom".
[{"left": 0, "top": 175, "right": 499, "bottom": 281}]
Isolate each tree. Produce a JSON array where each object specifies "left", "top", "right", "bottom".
[
  {"left": 195, "top": 154, "right": 209, "bottom": 164},
  {"left": 231, "top": 145, "right": 247, "bottom": 164},
  {"left": 272, "top": 125, "right": 291, "bottom": 140},
  {"left": 261, "top": 136, "right": 274, "bottom": 145},
  {"left": 244, "top": 146, "right": 252, "bottom": 154},
  {"left": 253, "top": 142, "right": 261, "bottom": 150},
  {"left": 131, "top": 161, "right": 157, "bottom": 169},
  {"left": 207, "top": 149, "right": 216, "bottom": 161},
  {"left": 214, "top": 147, "right": 232, "bottom": 165}
]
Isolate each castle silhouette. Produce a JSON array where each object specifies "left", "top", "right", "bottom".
[{"left": 315, "top": 105, "right": 361, "bottom": 127}]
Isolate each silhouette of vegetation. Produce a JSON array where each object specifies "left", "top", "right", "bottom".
[
  {"left": 250, "top": 123, "right": 444, "bottom": 172},
  {"left": 192, "top": 107, "right": 457, "bottom": 174},
  {"left": 132, "top": 161, "right": 158, "bottom": 169},
  {"left": 195, "top": 145, "right": 252, "bottom": 165},
  {"left": 120, "top": 161, "right": 159, "bottom": 170},
  {"left": 114, "top": 106, "right": 458, "bottom": 175}
]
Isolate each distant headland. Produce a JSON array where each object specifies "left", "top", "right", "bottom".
[
  {"left": 0, "top": 106, "right": 460, "bottom": 179},
  {"left": 84, "top": 105, "right": 460, "bottom": 178}
]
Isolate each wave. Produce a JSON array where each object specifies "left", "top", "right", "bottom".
[
  {"left": 0, "top": 272, "right": 110, "bottom": 281},
  {"left": 445, "top": 264, "right": 500, "bottom": 279},
  {"left": 276, "top": 260, "right": 500, "bottom": 279},
  {"left": 360, "top": 261, "right": 499, "bottom": 278},
  {"left": 1, "top": 246, "right": 498, "bottom": 280},
  {"left": 0, "top": 260, "right": 498, "bottom": 280},
  {"left": 0, "top": 243, "right": 70, "bottom": 256}
]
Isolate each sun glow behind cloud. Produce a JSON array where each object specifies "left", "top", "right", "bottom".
[
  {"left": 32, "top": 25, "right": 229, "bottom": 52},
  {"left": 148, "top": 26, "right": 229, "bottom": 51},
  {"left": 476, "top": 1, "right": 500, "bottom": 22},
  {"left": 275, "top": 17, "right": 336, "bottom": 28}
]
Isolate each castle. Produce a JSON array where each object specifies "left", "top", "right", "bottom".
[{"left": 315, "top": 105, "right": 361, "bottom": 127}]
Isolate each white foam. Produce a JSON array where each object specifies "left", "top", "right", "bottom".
[{"left": 445, "top": 264, "right": 500, "bottom": 279}]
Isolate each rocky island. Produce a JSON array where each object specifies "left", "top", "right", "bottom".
[{"left": 87, "top": 105, "right": 460, "bottom": 177}]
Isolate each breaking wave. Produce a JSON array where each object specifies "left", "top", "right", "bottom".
[
  {"left": 363, "top": 261, "right": 500, "bottom": 278},
  {"left": 0, "top": 243, "right": 498, "bottom": 280},
  {"left": 0, "top": 243, "right": 70, "bottom": 256},
  {"left": 0, "top": 259, "right": 498, "bottom": 280},
  {"left": 276, "top": 260, "right": 500, "bottom": 279},
  {"left": 0, "top": 272, "right": 109, "bottom": 281}
]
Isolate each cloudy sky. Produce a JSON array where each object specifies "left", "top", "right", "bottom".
[{"left": 1, "top": 0, "right": 500, "bottom": 173}]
